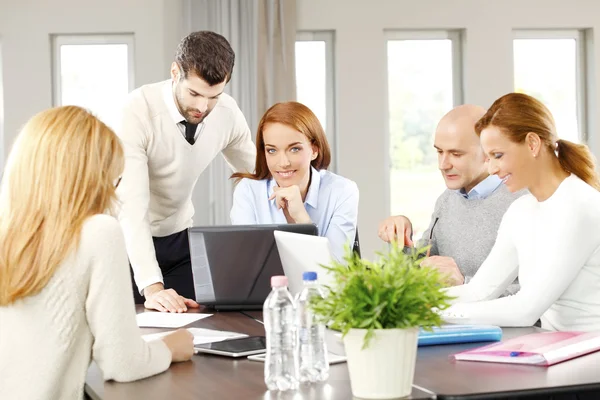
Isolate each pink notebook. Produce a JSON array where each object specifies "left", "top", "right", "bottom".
[{"left": 451, "top": 331, "right": 600, "bottom": 366}]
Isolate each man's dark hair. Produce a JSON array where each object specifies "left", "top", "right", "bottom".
[{"left": 175, "top": 31, "right": 235, "bottom": 85}]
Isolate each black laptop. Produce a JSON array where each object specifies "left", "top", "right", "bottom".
[{"left": 187, "top": 224, "right": 318, "bottom": 310}]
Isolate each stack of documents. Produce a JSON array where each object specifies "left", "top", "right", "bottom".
[
  {"left": 142, "top": 327, "right": 248, "bottom": 345},
  {"left": 136, "top": 312, "right": 212, "bottom": 328},
  {"left": 136, "top": 311, "right": 247, "bottom": 345}
]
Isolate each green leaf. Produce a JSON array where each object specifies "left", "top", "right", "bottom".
[{"left": 309, "top": 241, "right": 455, "bottom": 349}]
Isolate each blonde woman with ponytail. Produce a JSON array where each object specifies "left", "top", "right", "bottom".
[
  {"left": 0, "top": 106, "right": 193, "bottom": 400},
  {"left": 440, "top": 93, "right": 600, "bottom": 331}
]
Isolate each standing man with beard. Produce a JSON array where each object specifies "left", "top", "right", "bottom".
[{"left": 117, "top": 31, "right": 256, "bottom": 313}]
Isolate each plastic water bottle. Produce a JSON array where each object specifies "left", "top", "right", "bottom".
[
  {"left": 263, "top": 275, "right": 299, "bottom": 391},
  {"left": 296, "top": 271, "right": 329, "bottom": 383}
]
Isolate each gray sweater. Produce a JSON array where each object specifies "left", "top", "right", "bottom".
[{"left": 417, "top": 184, "right": 524, "bottom": 294}]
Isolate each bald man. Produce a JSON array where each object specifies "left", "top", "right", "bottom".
[{"left": 379, "top": 104, "right": 523, "bottom": 292}]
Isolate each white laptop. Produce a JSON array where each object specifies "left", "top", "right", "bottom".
[
  {"left": 273, "top": 230, "right": 347, "bottom": 356},
  {"left": 273, "top": 230, "right": 336, "bottom": 297}
]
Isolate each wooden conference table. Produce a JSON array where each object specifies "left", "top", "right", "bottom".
[{"left": 85, "top": 307, "right": 600, "bottom": 400}]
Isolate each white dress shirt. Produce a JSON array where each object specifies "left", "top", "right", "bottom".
[{"left": 163, "top": 83, "right": 205, "bottom": 141}]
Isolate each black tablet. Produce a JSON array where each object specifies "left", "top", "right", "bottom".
[{"left": 194, "top": 336, "right": 267, "bottom": 357}]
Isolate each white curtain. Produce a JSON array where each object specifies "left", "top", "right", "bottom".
[
  {"left": 257, "top": 0, "right": 297, "bottom": 116},
  {"left": 184, "top": 0, "right": 296, "bottom": 226}
]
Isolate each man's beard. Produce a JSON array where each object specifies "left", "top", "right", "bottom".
[
  {"left": 174, "top": 87, "right": 211, "bottom": 124},
  {"left": 183, "top": 108, "right": 211, "bottom": 124}
]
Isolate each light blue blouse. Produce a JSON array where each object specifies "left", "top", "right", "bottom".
[{"left": 230, "top": 167, "right": 359, "bottom": 262}]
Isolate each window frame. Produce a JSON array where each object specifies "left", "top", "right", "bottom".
[
  {"left": 513, "top": 29, "right": 588, "bottom": 142},
  {"left": 51, "top": 34, "right": 135, "bottom": 108},
  {"left": 384, "top": 30, "right": 464, "bottom": 218},
  {"left": 385, "top": 30, "right": 464, "bottom": 106},
  {"left": 295, "top": 30, "right": 337, "bottom": 172}
]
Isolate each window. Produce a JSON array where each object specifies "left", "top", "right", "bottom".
[
  {"left": 386, "top": 31, "right": 462, "bottom": 239},
  {"left": 513, "top": 30, "right": 587, "bottom": 143},
  {"left": 52, "top": 34, "right": 134, "bottom": 130},
  {"left": 295, "top": 31, "right": 336, "bottom": 170}
]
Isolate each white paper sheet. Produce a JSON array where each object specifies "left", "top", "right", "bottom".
[
  {"left": 135, "top": 312, "right": 212, "bottom": 328},
  {"left": 142, "top": 327, "right": 248, "bottom": 345},
  {"left": 188, "top": 328, "right": 248, "bottom": 344}
]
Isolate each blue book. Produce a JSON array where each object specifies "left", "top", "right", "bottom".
[{"left": 418, "top": 324, "right": 503, "bottom": 346}]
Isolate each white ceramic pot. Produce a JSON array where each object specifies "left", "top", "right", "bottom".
[{"left": 343, "top": 328, "right": 419, "bottom": 399}]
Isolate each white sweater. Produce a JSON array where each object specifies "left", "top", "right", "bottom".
[
  {"left": 0, "top": 215, "right": 172, "bottom": 400},
  {"left": 116, "top": 80, "right": 256, "bottom": 293},
  {"left": 441, "top": 175, "right": 600, "bottom": 331}
]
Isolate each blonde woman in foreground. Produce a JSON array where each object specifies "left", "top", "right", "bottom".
[{"left": 0, "top": 106, "right": 193, "bottom": 400}]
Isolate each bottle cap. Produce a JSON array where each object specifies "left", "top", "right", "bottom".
[
  {"left": 302, "top": 271, "right": 317, "bottom": 281},
  {"left": 271, "top": 275, "right": 288, "bottom": 287}
]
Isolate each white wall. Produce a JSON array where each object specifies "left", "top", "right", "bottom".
[
  {"left": 297, "top": 0, "right": 600, "bottom": 259},
  {"left": 0, "top": 0, "right": 184, "bottom": 171},
  {"left": 0, "top": 0, "right": 222, "bottom": 227},
  {"left": 2, "top": 0, "right": 600, "bottom": 260}
]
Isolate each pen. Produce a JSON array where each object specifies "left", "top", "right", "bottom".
[{"left": 426, "top": 217, "right": 439, "bottom": 258}]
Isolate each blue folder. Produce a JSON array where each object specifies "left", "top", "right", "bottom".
[{"left": 418, "top": 325, "right": 503, "bottom": 346}]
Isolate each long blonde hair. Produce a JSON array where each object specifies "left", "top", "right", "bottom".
[{"left": 0, "top": 106, "right": 124, "bottom": 305}]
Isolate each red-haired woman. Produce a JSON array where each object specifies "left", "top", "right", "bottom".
[{"left": 231, "top": 102, "right": 359, "bottom": 261}]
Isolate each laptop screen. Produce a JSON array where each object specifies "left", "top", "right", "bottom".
[{"left": 188, "top": 224, "right": 318, "bottom": 309}]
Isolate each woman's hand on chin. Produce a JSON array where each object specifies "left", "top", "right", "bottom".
[{"left": 269, "top": 185, "right": 312, "bottom": 223}]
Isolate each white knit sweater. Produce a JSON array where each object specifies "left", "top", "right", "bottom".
[
  {"left": 442, "top": 175, "right": 600, "bottom": 331},
  {"left": 0, "top": 215, "right": 172, "bottom": 400},
  {"left": 116, "top": 80, "right": 256, "bottom": 294}
]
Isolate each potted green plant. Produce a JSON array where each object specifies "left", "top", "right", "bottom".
[{"left": 311, "top": 242, "right": 453, "bottom": 399}]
